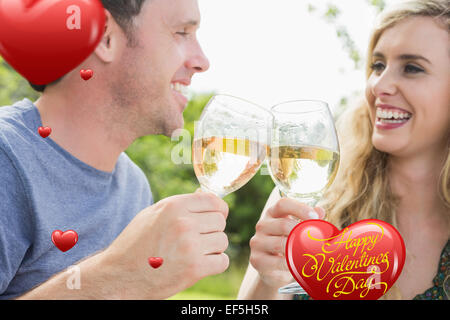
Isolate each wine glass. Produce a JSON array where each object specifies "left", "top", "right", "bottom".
[
  {"left": 192, "top": 94, "right": 273, "bottom": 198},
  {"left": 267, "top": 100, "right": 340, "bottom": 295}
]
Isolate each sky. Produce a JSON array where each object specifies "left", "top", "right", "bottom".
[{"left": 191, "top": 0, "right": 396, "bottom": 113}]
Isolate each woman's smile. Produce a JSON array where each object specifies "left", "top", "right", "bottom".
[{"left": 375, "top": 104, "right": 412, "bottom": 130}]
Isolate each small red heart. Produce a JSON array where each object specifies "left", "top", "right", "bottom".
[
  {"left": 80, "top": 69, "right": 94, "bottom": 81},
  {"left": 148, "top": 257, "right": 164, "bottom": 269},
  {"left": 286, "top": 219, "right": 405, "bottom": 300},
  {"left": 52, "top": 230, "right": 78, "bottom": 252},
  {"left": 38, "top": 126, "right": 52, "bottom": 138}
]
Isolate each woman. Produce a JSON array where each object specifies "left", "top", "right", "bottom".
[{"left": 238, "top": 0, "right": 449, "bottom": 300}]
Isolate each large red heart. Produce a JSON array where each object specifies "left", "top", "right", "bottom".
[
  {"left": 0, "top": 0, "right": 105, "bottom": 85},
  {"left": 52, "top": 230, "right": 78, "bottom": 252},
  {"left": 286, "top": 219, "right": 405, "bottom": 300}
]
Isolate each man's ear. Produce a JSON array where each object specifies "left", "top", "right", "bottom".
[{"left": 94, "top": 10, "right": 122, "bottom": 63}]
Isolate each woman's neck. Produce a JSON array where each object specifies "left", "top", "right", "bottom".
[{"left": 388, "top": 150, "right": 449, "bottom": 233}]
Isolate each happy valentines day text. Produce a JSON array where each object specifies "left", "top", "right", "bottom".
[{"left": 301, "top": 223, "right": 390, "bottom": 298}]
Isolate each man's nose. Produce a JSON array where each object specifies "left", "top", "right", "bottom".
[{"left": 186, "top": 41, "right": 210, "bottom": 73}]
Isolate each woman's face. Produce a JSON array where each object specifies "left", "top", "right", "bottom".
[{"left": 365, "top": 17, "right": 450, "bottom": 158}]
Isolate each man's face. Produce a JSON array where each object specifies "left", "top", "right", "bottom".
[{"left": 109, "top": 0, "right": 209, "bottom": 137}]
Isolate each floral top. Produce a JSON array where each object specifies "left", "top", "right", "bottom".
[
  {"left": 294, "top": 240, "right": 449, "bottom": 300},
  {"left": 413, "top": 240, "right": 449, "bottom": 300}
]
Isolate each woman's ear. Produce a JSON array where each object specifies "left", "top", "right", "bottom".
[{"left": 94, "top": 10, "right": 122, "bottom": 63}]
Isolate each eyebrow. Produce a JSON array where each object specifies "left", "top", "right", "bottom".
[
  {"left": 372, "top": 51, "right": 431, "bottom": 64},
  {"left": 175, "top": 20, "right": 200, "bottom": 28}
]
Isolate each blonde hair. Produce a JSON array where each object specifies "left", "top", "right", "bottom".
[{"left": 321, "top": 0, "right": 450, "bottom": 299}]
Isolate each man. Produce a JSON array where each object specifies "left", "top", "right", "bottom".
[{"left": 0, "top": 0, "right": 229, "bottom": 299}]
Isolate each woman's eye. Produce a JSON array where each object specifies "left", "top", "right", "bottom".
[
  {"left": 370, "top": 62, "right": 385, "bottom": 73},
  {"left": 404, "top": 64, "right": 424, "bottom": 74}
]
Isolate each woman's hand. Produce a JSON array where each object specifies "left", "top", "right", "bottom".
[{"left": 249, "top": 195, "right": 325, "bottom": 288}]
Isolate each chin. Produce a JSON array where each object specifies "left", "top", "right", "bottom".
[
  {"left": 163, "top": 117, "right": 185, "bottom": 137},
  {"left": 372, "top": 135, "right": 410, "bottom": 157}
]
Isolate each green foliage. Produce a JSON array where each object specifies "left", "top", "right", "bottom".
[
  {"left": 324, "top": 4, "right": 341, "bottom": 22},
  {"left": 169, "top": 262, "right": 246, "bottom": 300},
  {"left": 321, "top": 3, "right": 363, "bottom": 70},
  {"left": 306, "top": 0, "right": 387, "bottom": 115},
  {"left": 307, "top": 3, "right": 317, "bottom": 13},
  {"left": 367, "top": 0, "right": 386, "bottom": 12},
  {"left": 311, "top": 0, "right": 385, "bottom": 70},
  {"left": 0, "top": 57, "right": 39, "bottom": 105}
]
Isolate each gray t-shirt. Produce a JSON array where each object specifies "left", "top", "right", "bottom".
[{"left": 0, "top": 99, "right": 153, "bottom": 299}]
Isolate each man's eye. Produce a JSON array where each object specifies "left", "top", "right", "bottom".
[
  {"left": 404, "top": 64, "right": 424, "bottom": 74},
  {"left": 176, "top": 31, "right": 189, "bottom": 37}
]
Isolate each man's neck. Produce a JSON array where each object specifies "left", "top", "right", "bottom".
[{"left": 34, "top": 86, "right": 136, "bottom": 173}]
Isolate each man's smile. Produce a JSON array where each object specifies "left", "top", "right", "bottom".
[{"left": 171, "top": 81, "right": 190, "bottom": 111}]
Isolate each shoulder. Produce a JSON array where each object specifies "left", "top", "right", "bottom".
[
  {"left": 0, "top": 99, "right": 40, "bottom": 151},
  {"left": 118, "top": 152, "right": 148, "bottom": 181},
  {"left": 0, "top": 133, "right": 33, "bottom": 237},
  {"left": 117, "top": 152, "right": 153, "bottom": 204},
  {"left": 0, "top": 101, "right": 34, "bottom": 210},
  {"left": 0, "top": 100, "right": 45, "bottom": 179},
  {"left": 0, "top": 98, "right": 37, "bottom": 127}
]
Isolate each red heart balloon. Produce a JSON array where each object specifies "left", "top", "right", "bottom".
[
  {"left": 148, "top": 257, "right": 164, "bottom": 269},
  {"left": 0, "top": 0, "right": 105, "bottom": 85},
  {"left": 52, "top": 230, "right": 78, "bottom": 252},
  {"left": 286, "top": 219, "right": 405, "bottom": 300}
]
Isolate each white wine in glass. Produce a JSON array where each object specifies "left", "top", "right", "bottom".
[
  {"left": 193, "top": 95, "right": 273, "bottom": 198},
  {"left": 268, "top": 100, "right": 340, "bottom": 295},
  {"left": 269, "top": 145, "right": 339, "bottom": 202},
  {"left": 193, "top": 137, "right": 268, "bottom": 197}
]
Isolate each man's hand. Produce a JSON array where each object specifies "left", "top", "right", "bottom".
[{"left": 102, "top": 192, "right": 230, "bottom": 299}]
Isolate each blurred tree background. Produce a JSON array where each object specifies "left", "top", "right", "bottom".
[{"left": 0, "top": 0, "right": 386, "bottom": 299}]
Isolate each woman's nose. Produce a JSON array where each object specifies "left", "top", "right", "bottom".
[{"left": 370, "top": 67, "right": 398, "bottom": 98}]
